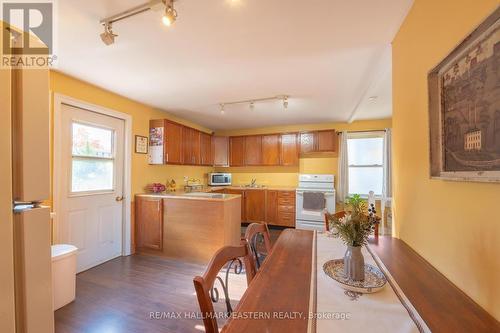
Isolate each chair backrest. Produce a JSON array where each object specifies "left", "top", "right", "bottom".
[
  {"left": 244, "top": 223, "right": 273, "bottom": 269},
  {"left": 193, "top": 242, "right": 256, "bottom": 333},
  {"left": 324, "top": 211, "right": 346, "bottom": 231}
]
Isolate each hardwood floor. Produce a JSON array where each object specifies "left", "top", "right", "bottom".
[
  {"left": 54, "top": 226, "right": 282, "bottom": 333},
  {"left": 55, "top": 253, "right": 251, "bottom": 333}
]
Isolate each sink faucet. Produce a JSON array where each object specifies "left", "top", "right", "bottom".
[{"left": 251, "top": 178, "right": 257, "bottom": 186}]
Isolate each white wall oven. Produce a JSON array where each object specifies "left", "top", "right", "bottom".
[{"left": 296, "top": 174, "right": 335, "bottom": 231}]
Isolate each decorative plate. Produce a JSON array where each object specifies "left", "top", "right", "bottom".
[{"left": 323, "top": 259, "right": 387, "bottom": 294}]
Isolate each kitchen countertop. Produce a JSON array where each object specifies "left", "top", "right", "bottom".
[
  {"left": 208, "top": 185, "right": 297, "bottom": 191},
  {"left": 135, "top": 191, "right": 241, "bottom": 202}
]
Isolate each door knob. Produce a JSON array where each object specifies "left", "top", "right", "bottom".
[{"left": 115, "top": 196, "right": 124, "bottom": 202}]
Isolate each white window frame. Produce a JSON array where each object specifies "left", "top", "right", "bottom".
[
  {"left": 347, "top": 131, "right": 385, "bottom": 198},
  {"left": 69, "top": 121, "right": 117, "bottom": 196}
]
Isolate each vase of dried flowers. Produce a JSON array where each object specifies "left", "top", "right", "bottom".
[{"left": 326, "top": 194, "right": 379, "bottom": 281}]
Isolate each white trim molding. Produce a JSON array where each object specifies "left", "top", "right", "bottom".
[{"left": 53, "top": 93, "right": 133, "bottom": 256}]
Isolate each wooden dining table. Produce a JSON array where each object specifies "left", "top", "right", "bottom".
[
  {"left": 222, "top": 229, "right": 314, "bottom": 332},
  {"left": 222, "top": 228, "right": 500, "bottom": 333}
]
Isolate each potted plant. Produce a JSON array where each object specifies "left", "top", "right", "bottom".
[{"left": 326, "top": 194, "right": 379, "bottom": 281}]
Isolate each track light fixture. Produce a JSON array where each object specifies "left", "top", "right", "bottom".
[
  {"left": 100, "top": 23, "right": 117, "bottom": 46},
  {"left": 99, "top": 0, "right": 179, "bottom": 45},
  {"left": 218, "top": 95, "right": 290, "bottom": 114},
  {"left": 162, "top": 0, "right": 177, "bottom": 26}
]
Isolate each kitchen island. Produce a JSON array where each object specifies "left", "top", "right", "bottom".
[{"left": 134, "top": 192, "right": 241, "bottom": 264}]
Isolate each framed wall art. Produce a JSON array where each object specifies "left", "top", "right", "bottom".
[
  {"left": 428, "top": 7, "right": 500, "bottom": 182},
  {"left": 135, "top": 135, "right": 148, "bottom": 154}
]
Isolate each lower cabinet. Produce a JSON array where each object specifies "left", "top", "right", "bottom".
[
  {"left": 275, "top": 191, "right": 296, "bottom": 227},
  {"left": 245, "top": 189, "right": 266, "bottom": 223},
  {"left": 219, "top": 188, "right": 295, "bottom": 227},
  {"left": 135, "top": 196, "right": 163, "bottom": 251}
]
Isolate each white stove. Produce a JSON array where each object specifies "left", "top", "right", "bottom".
[{"left": 296, "top": 174, "right": 335, "bottom": 231}]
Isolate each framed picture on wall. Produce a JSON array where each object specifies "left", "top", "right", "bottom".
[
  {"left": 428, "top": 7, "right": 500, "bottom": 183},
  {"left": 135, "top": 135, "right": 148, "bottom": 154}
]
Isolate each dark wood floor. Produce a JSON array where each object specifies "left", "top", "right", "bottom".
[
  {"left": 55, "top": 254, "right": 228, "bottom": 333},
  {"left": 55, "top": 226, "right": 283, "bottom": 333}
]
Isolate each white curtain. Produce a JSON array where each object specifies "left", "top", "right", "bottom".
[
  {"left": 337, "top": 131, "right": 349, "bottom": 203},
  {"left": 382, "top": 128, "right": 392, "bottom": 200}
]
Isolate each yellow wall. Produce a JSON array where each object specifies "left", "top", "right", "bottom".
[
  {"left": 392, "top": 0, "right": 500, "bottom": 319},
  {"left": 49, "top": 71, "right": 214, "bottom": 199},
  {"left": 215, "top": 119, "right": 392, "bottom": 189}
]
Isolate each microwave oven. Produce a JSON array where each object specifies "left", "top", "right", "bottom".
[{"left": 208, "top": 173, "right": 232, "bottom": 186}]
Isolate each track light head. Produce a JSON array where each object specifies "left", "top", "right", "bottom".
[
  {"left": 249, "top": 101, "right": 255, "bottom": 111},
  {"left": 162, "top": 0, "right": 177, "bottom": 26},
  {"left": 100, "top": 23, "right": 117, "bottom": 45},
  {"left": 220, "top": 104, "right": 225, "bottom": 115},
  {"left": 283, "top": 96, "right": 289, "bottom": 110}
]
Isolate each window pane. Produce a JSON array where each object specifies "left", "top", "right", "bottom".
[
  {"left": 72, "top": 123, "right": 113, "bottom": 158},
  {"left": 71, "top": 158, "right": 113, "bottom": 192},
  {"left": 347, "top": 137, "right": 384, "bottom": 165},
  {"left": 348, "top": 166, "right": 383, "bottom": 196}
]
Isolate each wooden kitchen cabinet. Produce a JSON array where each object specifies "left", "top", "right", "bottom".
[
  {"left": 200, "top": 132, "right": 213, "bottom": 166},
  {"left": 135, "top": 196, "right": 163, "bottom": 250},
  {"left": 165, "top": 121, "right": 183, "bottom": 164},
  {"left": 245, "top": 189, "right": 266, "bottom": 223},
  {"left": 316, "top": 130, "right": 337, "bottom": 152},
  {"left": 280, "top": 133, "right": 299, "bottom": 166},
  {"left": 262, "top": 134, "right": 280, "bottom": 165},
  {"left": 300, "top": 130, "right": 337, "bottom": 154},
  {"left": 182, "top": 127, "right": 201, "bottom": 165},
  {"left": 245, "top": 135, "right": 262, "bottom": 166},
  {"left": 213, "top": 136, "right": 229, "bottom": 167},
  {"left": 299, "top": 132, "right": 315, "bottom": 154},
  {"left": 266, "top": 190, "right": 279, "bottom": 224},
  {"left": 230, "top": 136, "right": 246, "bottom": 166},
  {"left": 276, "top": 191, "right": 296, "bottom": 227}
]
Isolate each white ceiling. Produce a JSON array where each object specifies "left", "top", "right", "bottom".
[{"left": 55, "top": 0, "right": 412, "bottom": 130}]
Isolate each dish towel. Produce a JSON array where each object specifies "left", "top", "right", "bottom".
[{"left": 303, "top": 192, "right": 325, "bottom": 211}]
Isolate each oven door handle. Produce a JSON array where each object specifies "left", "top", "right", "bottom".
[{"left": 296, "top": 191, "right": 335, "bottom": 196}]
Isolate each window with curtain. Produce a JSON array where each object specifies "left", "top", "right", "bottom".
[{"left": 347, "top": 132, "right": 385, "bottom": 197}]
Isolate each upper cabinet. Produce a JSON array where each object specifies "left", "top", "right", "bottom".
[
  {"left": 230, "top": 136, "right": 246, "bottom": 166},
  {"left": 213, "top": 136, "right": 229, "bottom": 167},
  {"left": 262, "top": 134, "right": 280, "bottom": 165},
  {"left": 280, "top": 133, "right": 299, "bottom": 166},
  {"left": 244, "top": 135, "right": 262, "bottom": 166},
  {"left": 200, "top": 132, "right": 213, "bottom": 166},
  {"left": 165, "top": 121, "right": 183, "bottom": 164},
  {"left": 149, "top": 119, "right": 211, "bottom": 166},
  {"left": 182, "top": 126, "right": 200, "bottom": 165},
  {"left": 300, "top": 130, "right": 337, "bottom": 154}
]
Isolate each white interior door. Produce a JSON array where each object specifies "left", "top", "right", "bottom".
[{"left": 59, "top": 104, "right": 124, "bottom": 272}]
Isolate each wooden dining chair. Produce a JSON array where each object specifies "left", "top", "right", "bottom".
[
  {"left": 324, "top": 211, "right": 346, "bottom": 231},
  {"left": 244, "top": 223, "right": 273, "bottom": 270},
  {"left": 324, "top": 210, "right": 380, "bottom": 240},
  {"left": 193, "top": 241, "right": 256, "bottom": 333}
]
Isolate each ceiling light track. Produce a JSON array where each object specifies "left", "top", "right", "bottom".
[
  {"left": 219, "top": 95, "right": 289, "bottom": 114},
  {"left": 99, "top": 0, "right": 177, "bottom": 45}
]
